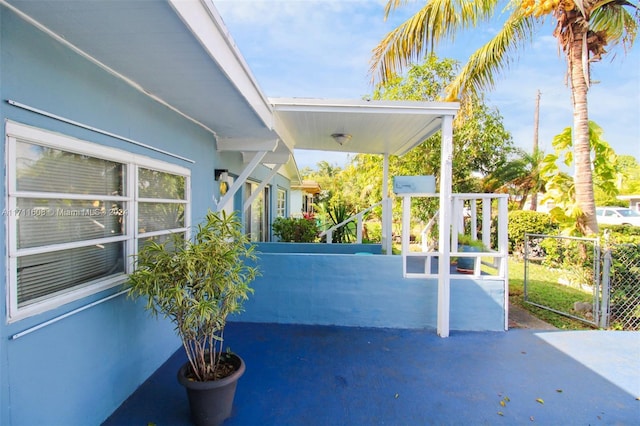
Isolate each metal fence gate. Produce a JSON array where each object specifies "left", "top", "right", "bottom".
[
  {"left": 602, "top": 243, "right": 640, "bottom": 330},
  {"left": 523, "top": 233, "right": 640, "bottom": 330}
]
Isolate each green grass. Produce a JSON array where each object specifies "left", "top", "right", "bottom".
[{"left": 509, "top": 259, "right": 596, "bottom": 330}]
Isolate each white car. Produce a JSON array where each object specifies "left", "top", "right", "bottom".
[{"left": 595, "top": 207, "right": 640, "bottom": 227}]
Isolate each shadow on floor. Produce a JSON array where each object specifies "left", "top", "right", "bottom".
[{"left": 104, "top": 322, "right": 639, "bottom": 426}]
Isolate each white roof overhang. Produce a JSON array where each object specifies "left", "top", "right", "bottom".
[
  {"left": 3, "top": 1, "right": 459, "bottom": 184},
  {"left": 271, "top": 98, "right": 460, "bottom": 157},
  {"left": 2, "top": 0, "right": 279, "bottom": 143}
]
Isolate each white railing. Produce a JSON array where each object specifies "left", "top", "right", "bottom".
[
  {"left": 320, "top": 200, "right": 384, "bottom": 244},
  {"left": 401, "top": 193, "right": 509, "bottom": 280},
  {"left": 420, "top": 209, "right": 439, "bottom": 252}
]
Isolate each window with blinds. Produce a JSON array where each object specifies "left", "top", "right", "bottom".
[{"left": 5, "top": 122, "right": 190, "bottom": 321}]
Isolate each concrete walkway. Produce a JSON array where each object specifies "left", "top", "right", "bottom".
[
  {"left": 104, "top": 322, "right": 639, "bottom": 426},
  {"left": 508, "top": 304, "right": 557, "bottom": 330}
]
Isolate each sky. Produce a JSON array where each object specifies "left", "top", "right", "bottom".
[{"left": 214, "top": 0, "right": 640, "bottom": 170}]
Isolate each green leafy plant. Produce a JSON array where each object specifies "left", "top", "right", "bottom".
[
  {"left": 541, "top": 121, "right": 618, "bottom": 236},
  {"left": 272, "top": 216, "right": 319, "bottom": 242},
  {"left": 128, "top": 210, "right": 259, "bottom": 382},
  {"left": 318, "top": 202, "right": 356, "bottom": 243},
  {"left": 507, "top": 210, "right": 557, "bottom": 254},
  {"left": 457, "top": 234, "right": 487, "bottom": 250},
  {"left": 456, "top": 234, "right": 487, "bottom": 273}
]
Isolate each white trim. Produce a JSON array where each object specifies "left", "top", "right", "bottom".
[
  {"left": 216, "top": 151, "right": 267, "bottom": 211},
  {"left": 5, "top": 122, "right": 191, "bottom": 322},
  {"left": 15, "top": 235, "right": 129, "bottom": 257},
  {"left": 270, "top": 98, "right": 460, "bottom": 115},
  {"left": 137, "top": 228, "right": 189, "bottom": 240},
  {"left": 8, "top": 275, "right": 126, "bottom": 323},
  {"left": 11, "top": 289, "right": 129, "bottom": 340},
  {"left": 5, "top": 121, "right": 191, "bottom": 176},
  {"left": 243, "top": 165, "right": 282, "bottom": 212},
  {"left": 6, "top": 100, "right": 195, "bottom": 164},
  {"left": 437, "top": 115, "right": 454, "bottom": 338}
]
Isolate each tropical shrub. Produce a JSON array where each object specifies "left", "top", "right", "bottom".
[
  {"left": 507, "top": 210, "right": 557, "bottom": 254},
  {"left": 272, "top": 215, "right": 319, "bottom": 242}
]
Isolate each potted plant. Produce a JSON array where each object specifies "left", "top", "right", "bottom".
[
  {"left": 456, "top": 234, "right": 487, "bottom": 274},
  {"left": 128, "top": 210, "right": 259, "bottom": 426}
]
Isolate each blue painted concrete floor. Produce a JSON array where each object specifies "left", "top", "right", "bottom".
[{"left": 104, "top": 323, "right": 640, "bottom": 425}]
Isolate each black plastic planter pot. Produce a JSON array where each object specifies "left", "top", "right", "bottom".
[{"left": 177, "top": 354, "right": 245, "bottom": 426}]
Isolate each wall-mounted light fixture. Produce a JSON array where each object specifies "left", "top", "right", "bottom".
[
  {"left": 331, "top": 133, "right": 352, "bottom": 146},
  {"left": 214, "top": 169, "right": 229, "bottom": 181},
  {"left": 215, "top": 169, "right": 230, "bottom": 196}
]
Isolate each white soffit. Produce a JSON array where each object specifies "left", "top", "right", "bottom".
[
  {"left": 4, "top": 0, "right": 275, "bottom": 141},
  {"left": 270, "top": 98, "right": 460, "bottom": 156}
]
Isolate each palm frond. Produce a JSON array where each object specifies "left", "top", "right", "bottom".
[
  {"left": 590, "top": 3, "right": 639, "bottom": 50},
  {"left": 445, "top": 11, "right": 538, "bottom": 100},
  {"left": 371, "top": 0, "right": 500, "bottom": 84}
]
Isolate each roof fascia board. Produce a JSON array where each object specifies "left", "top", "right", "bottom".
[
  {"left": 217, "top": 138, "right": 278, "bottom": 152},
  {"left": 271, "top": 98, "right": 460, "bottom": 116},
  {"left": 169, "top": 0, "right": 273, "bottom": 129}
]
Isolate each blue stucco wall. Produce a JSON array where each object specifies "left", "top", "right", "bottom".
[
  {"left": 0, "top": 9, "right": 287, "bottom": 425},
  {"left": 239, "top": 252, "right": 506, "bottom": 331}
]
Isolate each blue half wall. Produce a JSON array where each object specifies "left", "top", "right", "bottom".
[{"left": 240, "top": 251, "right": 506, "bottom": 331}]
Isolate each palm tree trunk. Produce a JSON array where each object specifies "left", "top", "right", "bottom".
[{"left": 569, "top": 27, "right": 598, "bottom": 235}]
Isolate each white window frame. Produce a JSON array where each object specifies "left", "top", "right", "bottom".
[
  {"left": 276, "top": 188, "right": 286, "bottom": 218},
  {"left": 5, "top": 121, "right": 190, "bottom": 322}
]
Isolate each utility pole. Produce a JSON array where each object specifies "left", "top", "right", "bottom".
[
  {"left": 533, "top": 89, "right": 540, "bottom": 154},
  {"left": 531, "top": 89, "right": 541, "bottom": 211}
]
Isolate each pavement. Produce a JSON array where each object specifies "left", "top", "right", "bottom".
[
  {"left": 104, "top": 322, "right": 639, "bottom": 426},
  {"left": 508, "top": 303, "right": 557, "bottom": 330}
]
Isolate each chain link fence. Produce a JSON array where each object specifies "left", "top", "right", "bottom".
[
  {"left": 523, "top": 234, "right": 601, "bottom": 327},
  {"left": 602, "top": 243, "right": 640, "bottom": 330},
  {"left": 523, "top": 233, "right": 640, "bottom": 330}
]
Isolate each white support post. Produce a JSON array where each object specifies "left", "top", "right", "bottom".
[
  {"left": 470, "top": 198, "right": 477, "bottom": 238},
  {"left": 482, "top": 198, "right": 491, "bottom": 250},
  {"left": 216, "top": 151, "right": 267, "bottom": 211},
  {"left": 243, "top": 163, "right": 283, "bottom": 212},
  {"left": 437, "top": 115, "right": 454, "bottom": 338},
  {"left": 498, "top": 196, "right": 509, "bottom": 331},
  {"left": 356, "top": 213, "right": 363, "bottom": 244},
  {"left": 382, "top": 153, "right": 392, "bottom": 255},
  {"left": 451, "top": 197, "right": 461, "bottom": 246},
  {"left": 402, "top": 195, "right": 411, "bottom": 277}
]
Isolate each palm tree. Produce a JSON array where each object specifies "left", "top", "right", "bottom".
[
  {"left": 370, "top": 0, "right": 639, "bottom": 235},
  {"left": 484, "top": 147, "right": 546, "bottom": 209}
]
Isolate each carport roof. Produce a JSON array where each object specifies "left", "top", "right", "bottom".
[{"left": 271, "top": 98, "right": 459, "bottom": 157}]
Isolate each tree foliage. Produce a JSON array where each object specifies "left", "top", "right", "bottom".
[
  {"left": 484, "top": 147, "right": 546, "bottom": 209},
  {"left": 541, "top": 121, "right": 618, "bottom": 235},
  {"left": 305, "top": 57, "right": 514, "bottom": 227},
  {"left": 371, "top": 0, "right": 639, "bottom": 236}
]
